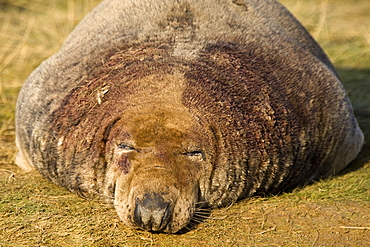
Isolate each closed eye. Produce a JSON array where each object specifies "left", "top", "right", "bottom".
[
  {"left": 117, "top": 143, "right": 136, "bottom": 153},
  {"left": 182, "top": 151, "right": 205, "bottom": 161}
]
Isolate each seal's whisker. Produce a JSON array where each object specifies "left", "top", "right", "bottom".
[
  {"left": 189, "top": 216, "right": 207, "bottom": 224},
  {"left": 193, "top": 207, "right": 211, "bottom": 212},
  {"left": 193, "top": 212, "right": 211, "bottom": 219},
  {"left": 182, "top": 224, "right": 194, "bottom": 233},
  {"left": 193, "top": 211, "right": 211, "bottom": 217},
  {"left": 88, "top": 188, "right": 115, "bottom": 200},
  {"left": 194, "top": 201, "right": 209, "bottom": 206},
  {"left": 191, "top": 216, "right": 208, "bottom": 223}
]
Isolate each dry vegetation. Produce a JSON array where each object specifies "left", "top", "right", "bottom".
[{"left": 0, "top": 0, "right": 369, "bottom": 246}]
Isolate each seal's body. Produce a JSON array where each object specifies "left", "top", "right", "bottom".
[{"left": 16, "top": 0, "right": 363, "bottom": 233}]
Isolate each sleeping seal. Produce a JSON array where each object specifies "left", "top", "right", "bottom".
[{"left": 15, "top": 0, "right": 364, "bottom": 233}]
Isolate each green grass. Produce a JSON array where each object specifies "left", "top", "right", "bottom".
[{"left": 1, "top": 0, "right": 369, "bottom": 246}]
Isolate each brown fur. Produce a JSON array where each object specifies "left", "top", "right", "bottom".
[{"left": 16, "top": 0, "right": 363, "bottom": 233}]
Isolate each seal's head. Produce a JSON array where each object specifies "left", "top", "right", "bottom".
[{"left": 104, "top": 73, "right": 210, "bottom": 232}]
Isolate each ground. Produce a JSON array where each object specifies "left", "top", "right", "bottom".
[{"left": 0, "top": 0, "right": 369, "bottom": 246}]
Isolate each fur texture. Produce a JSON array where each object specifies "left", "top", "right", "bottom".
[{"left": 16, "top": 0, "right": 363, "bottom": 233}]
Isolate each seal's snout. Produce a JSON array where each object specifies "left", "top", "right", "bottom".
[{"left": 133, "top": 193, "right": 172, "bottom": 232}]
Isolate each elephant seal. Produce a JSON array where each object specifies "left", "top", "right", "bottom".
[{"left": 15, "top": 0, "right": 363, "bottom": 233}]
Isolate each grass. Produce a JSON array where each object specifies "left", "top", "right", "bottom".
[{"left": 0, "top": 0, "right": 369, "bottom": 246}]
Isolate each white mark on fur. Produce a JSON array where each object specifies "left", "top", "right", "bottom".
[
  {"left": 97, "top": 86, "right": 110, "bottom": 104},
  {"left": 58, "top": 136, "right": 64, "bottom": 147}
]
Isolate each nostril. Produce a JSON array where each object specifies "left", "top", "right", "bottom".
[
  {"left": 161, "top": 203, "right": 171, "bottom": 228},
  {"left": 133, "top": 193, "right": 172, "bottom": 231},
  {"left": 133, "top": 200, "right": 144, "bottom": 228}
]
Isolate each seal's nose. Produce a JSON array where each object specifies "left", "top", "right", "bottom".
[{"left": 133, "top": 193, "right": 171, "bottom": 231}]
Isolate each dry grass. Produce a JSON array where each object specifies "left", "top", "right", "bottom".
[{"left": 0, "top": 0, "right": 369, "bottom": 246}]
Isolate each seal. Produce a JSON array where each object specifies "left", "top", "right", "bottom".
[{"left": 15, "top": 0, "right": 364, "bottom": 233}]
